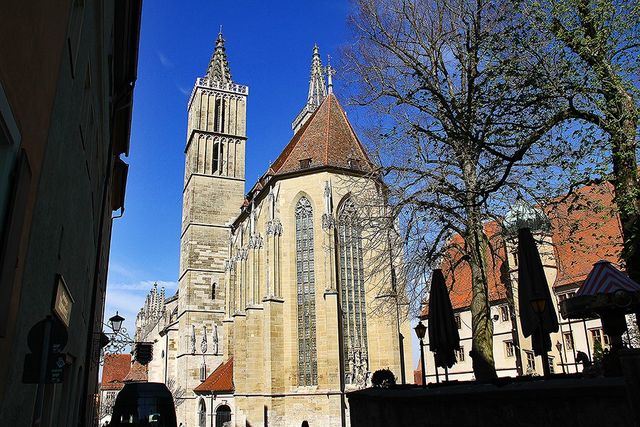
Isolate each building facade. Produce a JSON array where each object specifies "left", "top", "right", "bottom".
[
  {"left": 136, "top": 35, "right": 412, "bottom": 427},
  {"left": 0, "top": 1, "right": 141, "bottom": 426},
  {"left": 416, "top": 183, "right": 631, "bottom": 382}
]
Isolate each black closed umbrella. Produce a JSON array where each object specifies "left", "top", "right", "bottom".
[
  {"left": 517, "top": 228, "right": 559, "bottom": 376},
  {"left": 428, "top": 269, "right": 460, "bottom": 381}
]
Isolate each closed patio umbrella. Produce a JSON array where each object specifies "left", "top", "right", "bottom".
[
  {"left": 428, "top": 269, "right": 460, "bottom": 380},
  {"left": 517, "top": 228, "right": 559, "bottom": 376}
]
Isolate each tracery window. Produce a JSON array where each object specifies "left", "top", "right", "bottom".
[
  {"left": 295, "top": 196, "right": 317, "bottom": 385},
  {"left": 338, "top": 198, "right": 368, "bottom": 383}
]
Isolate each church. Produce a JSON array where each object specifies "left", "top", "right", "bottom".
[{"left": 134, "top": 32, "right": 412, "bottom": 427}]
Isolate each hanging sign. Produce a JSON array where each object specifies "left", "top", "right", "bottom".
[{"left": 52, "top": 275, "right": 73, "bottom": 327}]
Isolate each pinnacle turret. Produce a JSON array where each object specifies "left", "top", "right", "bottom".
[
  {"left": 307, "top": 44, "right": 327, "bottom": 107},
  {"left": 205, "top": 31, "right": 232, "bottom": 83},
  {"left": 292, "top": 44, "right": 329, "bottom": 133}
]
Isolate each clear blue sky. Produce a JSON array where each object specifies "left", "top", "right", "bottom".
[{"left": 104, "top": 0, "right": 419, "bottom": 371}]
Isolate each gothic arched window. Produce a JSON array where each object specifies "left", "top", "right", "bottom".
[
  {"left": 212, "top": 282, "right": 216, "bottom": 300},
  {"left": 295, "top": 196, "right": 317, "bottom": 386},
  {"left": 198, "top": 398, "right": 206, "bottom": 427},
  {"left": 215, "top": 405, "right": 232, "bottom": 427},
  {"left": 338, "top": 198, "right": 368, "bottom": 383}
]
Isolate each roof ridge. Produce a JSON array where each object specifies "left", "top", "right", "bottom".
[{"left": 325, "top": 93, "right": 331, "bottom": 165}]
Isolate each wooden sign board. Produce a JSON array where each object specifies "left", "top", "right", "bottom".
[{"left": 52, "top": 275, "right": 73, "bottom": 327}]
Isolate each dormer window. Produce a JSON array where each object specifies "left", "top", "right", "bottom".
[
  {"left": 299, "top": 158, "right": 311, "bottom": 169},
  {"left": 347, "top": 158, "right": 359, "bottom": 170}
]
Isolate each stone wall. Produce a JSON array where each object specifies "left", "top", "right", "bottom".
[{"left": 348, "top": 379, "right": 634, "bottom": 427}]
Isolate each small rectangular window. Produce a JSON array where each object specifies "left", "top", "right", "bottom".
[
  {"left": 454, "top": 314, "right": 461, "bottom": 329},
  {"left": 299, "top": 158, "right": 311, "bottom": 169},
  {"left": 500, "top": 305, "right": 509, "bottom": 322},
  {"left": 504, "top": 340, "right": 515, "bottom": 358},
  {"left": 525, "top": 350, "right": 535, "bottom": 372},
  {"left": 563, "top": 332, "right": 574, "bottom": 350}
]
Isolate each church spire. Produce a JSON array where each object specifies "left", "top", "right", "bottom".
[
  {"left": 292, "top": 44, "right": 328, "bottom": 133},
  {"left": 307, "top": 44, "right": 327, "bottom": 107},
  {"left": 205, "top": 30, "right": 232, "bottom": 83}
]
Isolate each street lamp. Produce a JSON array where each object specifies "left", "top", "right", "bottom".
[
  {"left": 555, "top": 341, "right": 566, "bottom": 374},
  {"left": 100, "top": 311, "right": 135, "bottom": 365},
  {"left": 414, "top": 321, "right": 427, "bottom": 388},
  {"left": 109, "top": 311, "right": 125, "bottom": 334},
  {"left": 530, "top": 297, "right": 550, "bottom": 377}
]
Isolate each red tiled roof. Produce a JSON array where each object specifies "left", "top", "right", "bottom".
[
  {"left": 101, "top": 354, "right": 131, "bottom": 390},
  {"left": 123, "top": 360, "right": 148, "bottom": 382},
  {"left": 419, "top": 181, "right": 623, "bottom": 317},
  {"left": 194, "top": 358, "right": 234, "bottom": 393},
  {"left": 270, "top": 94, "right": 373, "bottom": 176},
  {"left": 546, "top": 182, "right": 623, "bottom": 287},
  {"left": 421, "top": 221, "right": 510, "bottom": 317}
]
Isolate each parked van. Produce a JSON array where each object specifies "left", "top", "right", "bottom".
[{"left": 109, "top": 382, "right": 177, "bottom": 426}]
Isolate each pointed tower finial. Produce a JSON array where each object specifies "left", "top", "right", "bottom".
[
  {"left": 206, "top": 29, "right": 232, "bottom": 83},
  {"left": 326, "top": 54, "right": 335, "bottom": 95},
  {"left": 291, "top": 44, "right": 329, "bottom": 133}
]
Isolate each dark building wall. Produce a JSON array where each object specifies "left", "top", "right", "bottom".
[
  {"left": 0, "top": 1, "right": 140, "bottom": 425},
  {"left": 0, "top": 0, "right": 72, "bottom": 387}
]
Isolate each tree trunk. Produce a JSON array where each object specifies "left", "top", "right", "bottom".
[
  {"left": 605, "top": 87, "right": 640, "bottom": 285},
  {"left": 466, "top": 208, "right": 498, "bottom": 380}
]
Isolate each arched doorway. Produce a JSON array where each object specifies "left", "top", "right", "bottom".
[
  {"left": 198, "top": 398, "right": 206, "bottom": 427},
  {"left": 215, "top": 404, "right": 231, "bottom": 427}
]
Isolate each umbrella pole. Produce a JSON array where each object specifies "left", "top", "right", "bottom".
[
  {"left": 538, "top": 322, "right": 551, "bottom": 377},
  {"left": 435, "top": 365, "right": 439, "bottom": 383},
  {"left": 582, "top": 319, "right": 592, "bottom": 361},
  {"left": 444, "top": 365, "right": 449, "bottom": 382},
  {"left": 567, "top": 319, "right": 578, "bottom": 373}
]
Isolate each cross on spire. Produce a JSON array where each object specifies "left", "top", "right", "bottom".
[{"left": 205, "top": 29, "right": 232, "bottom": 83}]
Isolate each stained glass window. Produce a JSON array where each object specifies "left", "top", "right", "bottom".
[
  {"left": 295, "top": 197, "right": 317, "bottom": 386},
  {"left": 338, "top": 198, "right": 368, "bottom": 383}
]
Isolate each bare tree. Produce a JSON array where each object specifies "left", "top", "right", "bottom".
[
  {"left": 343, "top": 0, "right": 592, "bottom": 379},
  {"left": 166, "top": 377, "right": 186, "bottom": 408}
]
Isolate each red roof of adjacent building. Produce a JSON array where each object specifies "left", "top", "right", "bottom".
[
  {"left": 101, "top": 354, "right": 132, "bottom": 390},
  {"left": 546, "top": 182, "right": 623, "bottom": 287},
  {"left": 420, "top": 181, "right": 624, "bottom": 317},
  {"left": 270, "top": 94, "right": 374, "bottom": 176},
  {"left": 123, "top": 360, "right": 148, "bottom": 382},
  {"left": 421, "top": 222, "right": 510, "bottom": 317},
  {"left": 193, "top": 358, "right": 234, "bottom": 393}
]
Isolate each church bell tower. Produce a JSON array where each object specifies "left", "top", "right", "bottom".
[{"left": 177, "top": 31, "right": 248, "bottom": 421}]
